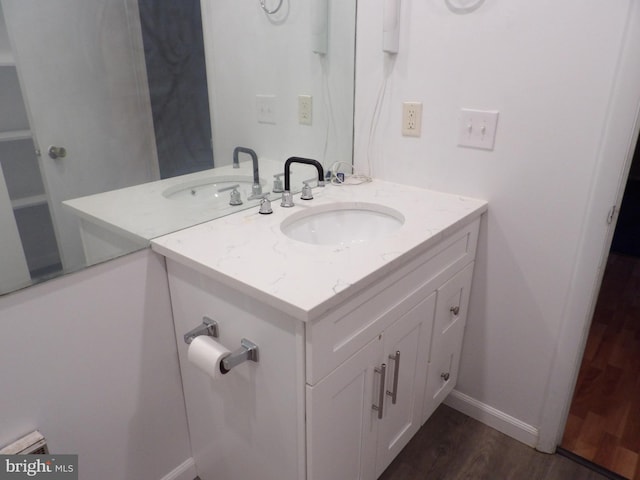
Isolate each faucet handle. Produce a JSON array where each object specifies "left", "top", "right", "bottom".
[
  {"left": 273, "top": 173, "right": 284, "bottom": 193},
  {"left": 301, "top": 181, "right": 313, "bottom": 200},
  {"left": 229, "top": 188, "right": 243, "bottom": 206},
  {"left": 218, "top": 184, "right": 243, "bottom": 206},
  {"left": 256, "top": 193, "right": 273, "bottom": 215}
]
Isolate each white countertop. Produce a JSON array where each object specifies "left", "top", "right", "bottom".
[
  {"left": 63, "top": 158, "right": 317, "bottom": 243},
  {"left": 151, "top": 179, "right": 487, "bottom": 321}
]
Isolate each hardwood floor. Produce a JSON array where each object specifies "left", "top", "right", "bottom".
[
  {"left": 379, "top": 404, "right": 608, "bottom": 480},
  {"left": 561, "top": 253, "right": 640, "bottom": 480}
]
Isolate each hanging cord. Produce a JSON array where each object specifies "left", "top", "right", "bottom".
[
  {"left": 320, "top": 56, "right": 335, "bottom": 168},
  {"left": 329, "top": 161, "right": 372, "bottom": 186},
  {"left": 444, "top": 0, "right": 485, "bottom": 14},
  {"left": 365, "top": 55, "right": 395, "bottom": 178},
  {"left": 260, "top": 0, "right": 284, "bottom": 15}
]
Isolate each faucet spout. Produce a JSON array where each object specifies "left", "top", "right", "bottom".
[
  {"left": 281, "top": 157, "right": 325, "bottom": 207},
  {"left": 233, "top": 146, "right": 262, "bottom": 198}
]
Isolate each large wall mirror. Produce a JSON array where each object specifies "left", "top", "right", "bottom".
[{"left": 0, "top": 0, "right": 356, "bottom": 296}]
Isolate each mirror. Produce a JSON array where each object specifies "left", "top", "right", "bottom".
[{"left": 0, "top": 0, "right": 355, "bottom": 296}]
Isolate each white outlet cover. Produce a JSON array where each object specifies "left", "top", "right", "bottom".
[
  {"left": 298, "top": 95, "right": 312, "bottom": 125},
  {"left": 256, "top": 95, "right": 276, "bottom": 124},
  {"left": 402, "top": 102, "right": 423, "bottom": 137},
  {"left": 458, "top": 109, "right": 499, "bottom": 150}
]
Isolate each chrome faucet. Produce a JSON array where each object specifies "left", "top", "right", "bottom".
[
  {"left": 281, "top": 157, "right": 325, "bottom": 207},
  {"left": 233, "top": 147, "right": 262, "bottom": 199}
]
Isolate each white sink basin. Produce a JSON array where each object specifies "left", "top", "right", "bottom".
[
  {"left": 280, "top": 202, "right": 404, "bottom": 245},
  {"left": 162, "top": 175, "right": 263, "bottom": 202}
]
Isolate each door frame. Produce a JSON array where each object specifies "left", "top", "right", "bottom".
[{"left": 537, "top": 0, "right": 640, "bottom": 452}]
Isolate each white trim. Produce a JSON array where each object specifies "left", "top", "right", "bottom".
[
  {"left": 0, "top": 129, "right": 31, "bottom": 142},
  {"left": 159, "top": 458, "right": 197, "bottom": 480},
  {"left": 11, "top": 194, "right": 47, "bottom": 209},
  {"left": 444, "top": 390, "right": 539, "bottom": 448},
  {"left": 537, "top": 0, "right": 640, "bottom": 453}
]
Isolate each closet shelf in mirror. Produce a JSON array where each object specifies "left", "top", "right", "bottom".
[
  {"left": 10, "top": 194, "right": 47, "bottom": 210},
  {"left": 0, "top": 53, "right": 15, "bottom": 67},
  {"left": 0, "top": 130, "right": 32, "bottom": 142}
]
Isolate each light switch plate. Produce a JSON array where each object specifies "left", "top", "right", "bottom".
[
  {"left": 458, "top": 109, "right": 499, "bottom": 150},
  {"left": 256, "top": 95, "right": 276, "bottom": 124}
]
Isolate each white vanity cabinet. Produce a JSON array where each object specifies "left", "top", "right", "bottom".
[
  {"left": 166, "top": 262, "right": 307, "bottom": 480},
  {"left": 306, "top": 292, "right": 435, "bottom": 480},
  {"left": 305, "top": 222, "right": 478, "bottom": 480},
  {"left": 159, "top": 214, "right": 480, "bottom": 480},
  {"left": 423, "top": 262, "right": 474, "bottom": 423},
  {"left": 152, "top": 179, "right": 487, "bottom": 480}
]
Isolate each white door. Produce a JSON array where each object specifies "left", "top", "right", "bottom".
[
  {"left": 375, "top": 292, "right": 435, "bottom": 476},
  {"left": 1, "top": 0, "right": 158, "bottom": 271},
  {"left": 306, "top": 336, "right": 383, "bottom": 480}
]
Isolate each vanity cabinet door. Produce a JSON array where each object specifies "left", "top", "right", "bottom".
[
  {"left": 375, "top": 292, "right": 436, "bottom": 477},
  {"left": 422, "top": 262, "right": 474, "bottom": 423},
  {"left": 306, "top": 336, "right": 383, "bottom": 480},
  {"left": 307, "top": 292, "right": 437, "bottom": 480}
]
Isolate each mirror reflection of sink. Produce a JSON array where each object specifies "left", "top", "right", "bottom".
[
  {"left": 280, "top": 202, "right": 404, "bottom": 245},
  {"left": 162, "top": 175, "right": 264, "bottom": 202}
]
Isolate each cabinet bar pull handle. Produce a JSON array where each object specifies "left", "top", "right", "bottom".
[
  {"left": 386, "top": 350, "right": 400, "bottom": 404},
  {"left": 372, "top": 363, "right": 387, "bottom": 419}
]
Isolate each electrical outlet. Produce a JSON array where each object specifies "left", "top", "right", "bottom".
[
  {"left": 256, "top": 95, "right": 276, "bottom": 124},
  {"left": 402, "top": 102, "right": 422, "bottom": 137},
  {"left": 458, "top": 109, "right": 499, "bottom": 150},
  {"left": 298, "top": 95, "right": 312, "bottom": 125}
]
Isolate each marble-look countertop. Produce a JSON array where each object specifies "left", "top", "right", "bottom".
[
  {"left": 151, "top": 179, "right": 487, "bottom": 322},
  {"left": 62, "top": 158, "right": 317, "bottom": 243}
]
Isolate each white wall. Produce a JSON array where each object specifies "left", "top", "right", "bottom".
[
  {"left": 0, "top": 249, "right": 194, "bottom": 480},
  {"left": 201, "top": 0, "right": 355, "bottom": 169},
  {"left": 2, "top": 3, "right": 636, "bottom": 474},
  {"left": 355, "top": 0, "right": 636, "bottom": 447}
]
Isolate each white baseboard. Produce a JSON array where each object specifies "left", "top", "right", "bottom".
[
  {"left": 444, "top": 390, "right": 539, "bottom": 448},
  {"left": 159, "top": 394, "right": 538, "bottom": 480},
  {"left": 159, "top": 458, "right": 197, "bottom": 480}
]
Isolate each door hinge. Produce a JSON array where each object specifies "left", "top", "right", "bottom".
[{"left": 606, "top": 205, "right": 617, "bottom": 225}]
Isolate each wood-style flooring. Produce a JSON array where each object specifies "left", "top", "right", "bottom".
[
  {"left": 379, "top": 404, "right": 608, "bottom": 480},
  {"left": 561, "top": 253, "right": 640, "bottom": 480}
]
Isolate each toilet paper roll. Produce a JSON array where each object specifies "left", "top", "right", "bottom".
[{"left": 187, "top": 336, "right": 231, "bottom": 380}]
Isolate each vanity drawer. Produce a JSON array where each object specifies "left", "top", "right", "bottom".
[
  {"left": 305, "top": 218, "right": 479, "bottom": 385},
  {"left": 422, "top": 261, "right": 474, "bottom": 422}
]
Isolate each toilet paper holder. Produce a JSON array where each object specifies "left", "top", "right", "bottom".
[
  {"left": 184, "top": 316, "right": 219, "bottom": 344},
  {"left": 221, "top": 338, "right": 259, "bottom": 373},
  {"left": 184, "top": 317, "right": 260, "bottom": 373}
]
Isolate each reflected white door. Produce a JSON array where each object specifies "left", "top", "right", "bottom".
[
  {"left": 1, "top": 0, "right": 158, "bottom": 271},
  {"left": 0, "top": 164, "right": 29, "bottom": 293}
]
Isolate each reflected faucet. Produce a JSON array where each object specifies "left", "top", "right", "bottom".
[
  {"left": 233, "top": 147, "right": 262, "bottom": 199},
  {"left": 281, "top": 157, "right": 325, "bottom": 207}
]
